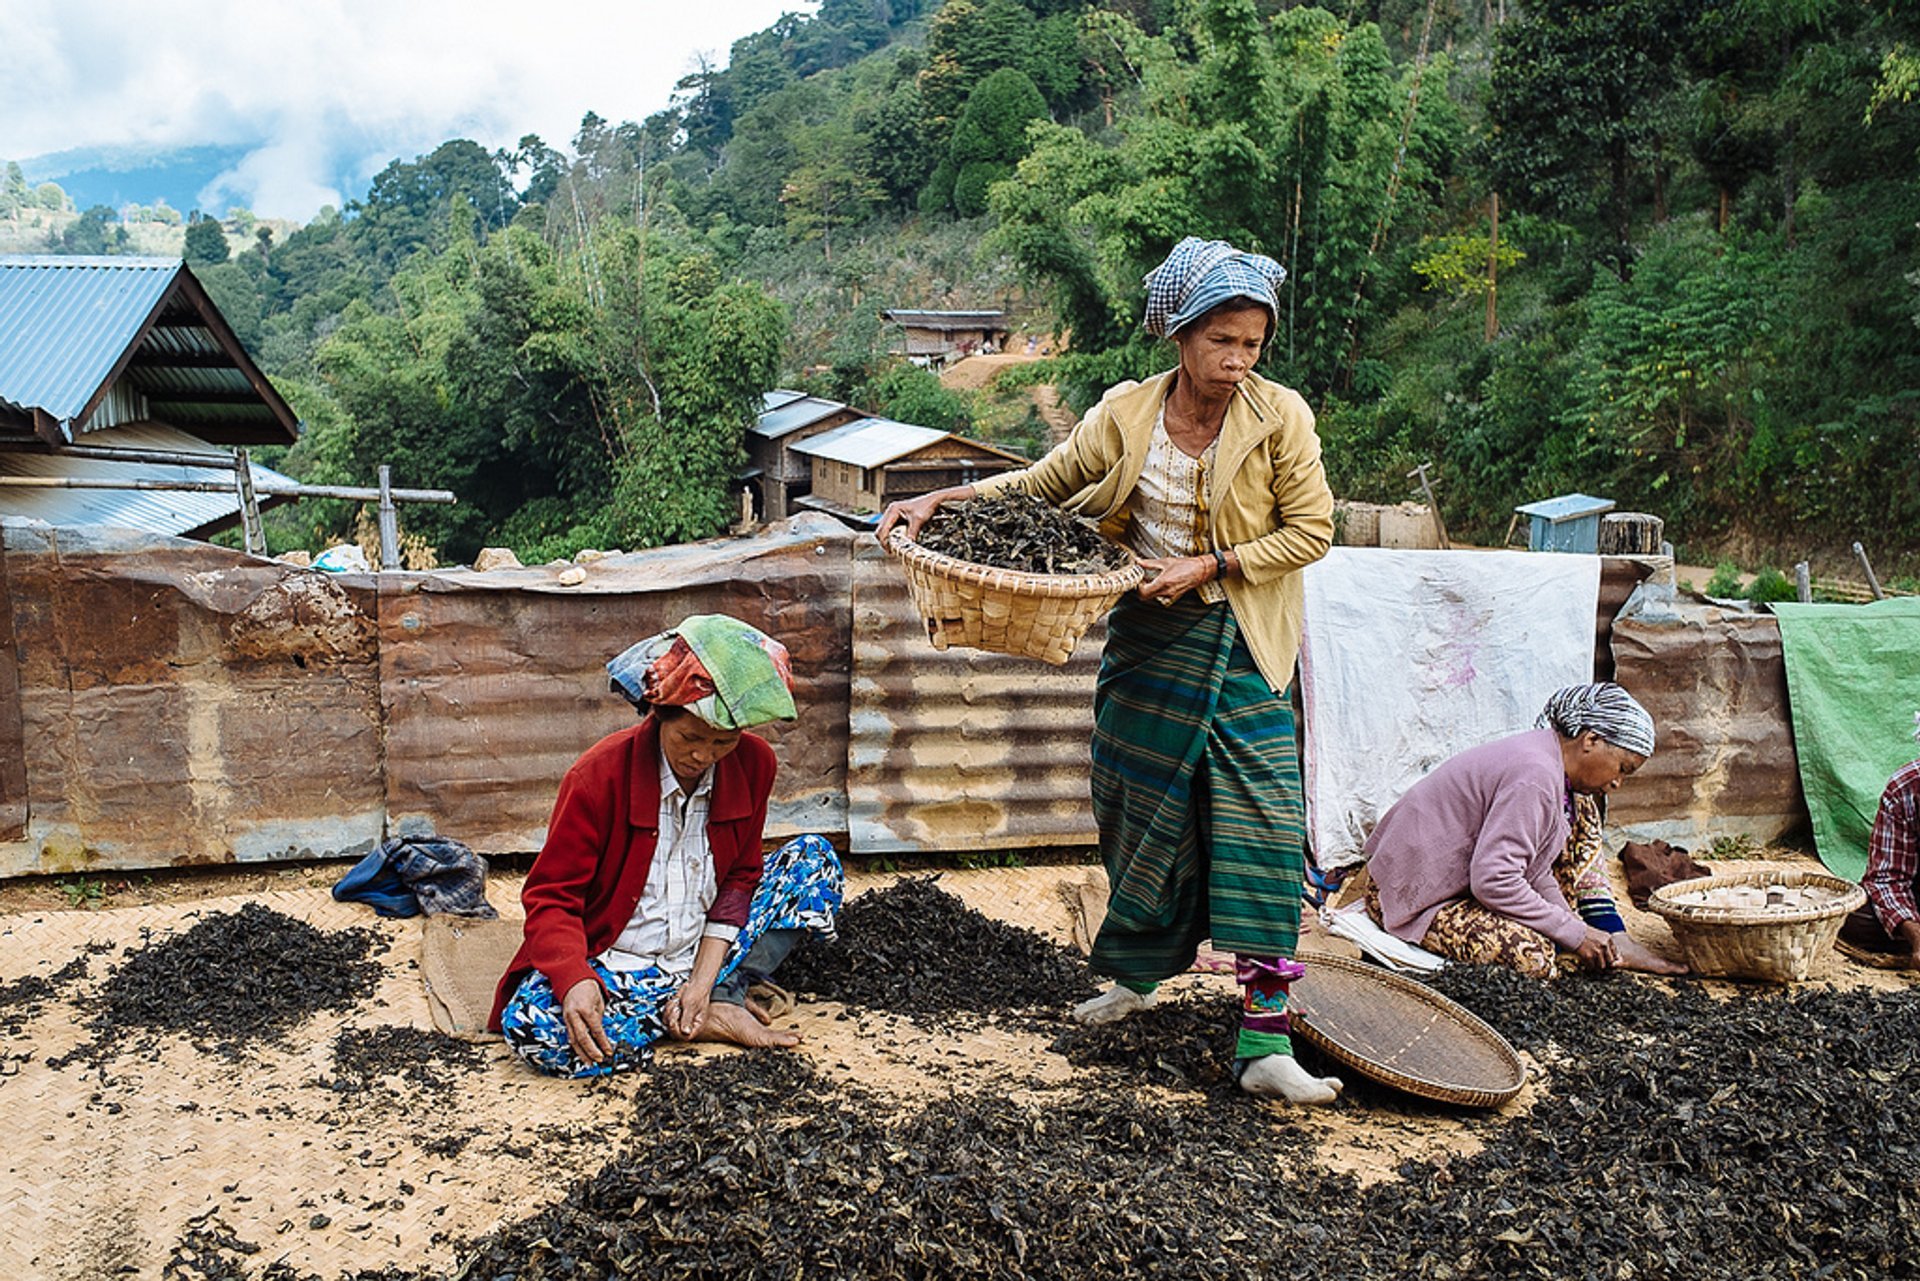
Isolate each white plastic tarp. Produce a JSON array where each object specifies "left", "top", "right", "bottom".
[{"left": 1299, "top": 548, "right": 1601, "bottom": 870}]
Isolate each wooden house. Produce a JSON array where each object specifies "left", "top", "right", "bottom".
[
  {"left": 880, "top": 309, "right": 1011, "bottom": 365},
  {"left": 747, "top": 390, "right": 863, "bottom": 519},
  {"left": 792, "top": 417, "right": 1027, "bottom": 522}
]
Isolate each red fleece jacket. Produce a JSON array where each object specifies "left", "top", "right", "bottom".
[{"left": 488, "top": 717, "right": 775, "bottom": 1031}]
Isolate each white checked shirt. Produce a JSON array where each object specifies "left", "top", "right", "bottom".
[
  {"left": 1127, "top": 409, "right": 1226, "bottom": 605},
  {"left": 597, "top": 749, "right": 740, "bottom": 976}
]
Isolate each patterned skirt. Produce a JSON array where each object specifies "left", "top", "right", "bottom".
[
  {"left": 501, "top": 834, "right": 842, "bottom": 1078},
  {"left": 1088, "top": 594, "right": 1307, "bottom": 983}
]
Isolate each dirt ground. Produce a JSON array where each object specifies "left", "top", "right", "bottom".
[{"left": 1, "top": 854, "right": 1910, "bottom": 1280}]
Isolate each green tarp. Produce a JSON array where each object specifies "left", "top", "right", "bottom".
[{"left": 1773, "top": 598, "right": 1920, "bottom": 882}]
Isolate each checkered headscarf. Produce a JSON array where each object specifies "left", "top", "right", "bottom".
[{"left": 1141, "top": 237, "right": 1287, "bottom": 339}]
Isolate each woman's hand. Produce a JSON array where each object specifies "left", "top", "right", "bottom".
[
  {"left": 562, "top": 978, "right": 614, "bottom": 1065},
  {"left": 1571, "top": 926, "right": 1617, "bottom": 970},
  {"left": 1137, "top": 555, "right": 1217, "bottom": 605},
  {"left": 876, "top": 484, "right": 977, "bottom": 545},
  {"left": 665, "top": 973, "right": 716, "bottom": 1041}
]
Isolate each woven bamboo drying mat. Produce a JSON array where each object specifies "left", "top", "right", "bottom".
[{"left": 0, "top": 887, "right": 652, "bottom": 1281}]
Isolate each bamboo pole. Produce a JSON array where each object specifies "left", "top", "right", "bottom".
[
  {"left": 0, "top": 476, "right": 456, "bottom": 504},
  {"left": 1853, "top": 542, "right": 1887, "bottom": 600}
]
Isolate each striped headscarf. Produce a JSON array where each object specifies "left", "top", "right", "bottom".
[
  {"left": 1141, "top": 237, "right": 1287, "bottom": 339},
  {"left": 1536, "top": 683, "right": 1656, "bottom": 758}
]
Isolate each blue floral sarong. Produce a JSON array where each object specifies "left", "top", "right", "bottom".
[{"left": 501, "top": 834, "right": 841, "bottom": 1078}]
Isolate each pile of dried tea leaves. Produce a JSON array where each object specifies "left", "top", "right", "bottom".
[
  {"left": 780, "top": 876, "right": 1099, "bottom": 1021},
  {"left": 55, "top": 903, "right": 386, "bottom": 1064},
  {"left": 418, "top": 1050, "right": 1343, "bottom": 1281},
  {"left": 322, "top": 1025, "right": 488, "bottom": 1102},
  {"left": 914, "top": 492, "right": 1131, "bottom": 576}
]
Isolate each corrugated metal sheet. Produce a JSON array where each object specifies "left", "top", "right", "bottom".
[
  {"left": 762, "top": 388, "right": 808, "bottom": 412},
  {"left": 0, "top": 422, "right": 297, "bottom": 537},
  {"left": 753, "top": 395, "right": 849, "bottom": 440},
  {"left": 1608, "top": 590, "right": 1803, "bottom": 849},
  {"left": 882, "top": 310, "right": 1008, "bottom": 329},
  {"left": 1, "top": 521, "right": 386, "bottom": 876},
  {"left": 380, "top": 515, "right": 855, "bottom": 853},
  {"left": 796, "top": 418, "right": 947, "bottom": 468},
  {"left": 0, "top": 256, "right": 179, "bottom": 428},
  {"left": 848, "top": 537, "right": 1103, "bottom": 853}
]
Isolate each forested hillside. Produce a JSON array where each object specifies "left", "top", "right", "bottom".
[{"left": 11, "top": 0, "right": 1918, "bottom": 577}]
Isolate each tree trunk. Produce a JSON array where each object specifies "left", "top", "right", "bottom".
[{"left": 1486, "top": 192, "right": 1500, "bottom": 342}]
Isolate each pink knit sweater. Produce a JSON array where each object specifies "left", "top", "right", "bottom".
[{"left": 1363, "top": 727, "right": 1585, "bottom": 949}]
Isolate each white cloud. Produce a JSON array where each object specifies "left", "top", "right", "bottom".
[{"left": 0, "top": 0, "right": 808, "bottom": 218}]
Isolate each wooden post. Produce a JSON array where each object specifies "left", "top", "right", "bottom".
[
  {"left": 232, "top": 447, "right": 265, "bottom": 557},
  {"left": 377, "top": 465, "right": 401, "bottom": 571},
  {"left": 1853, "top": 542, "right": 1886, "bottom": 600},
  {"left": 1795, "top": 561, "right": 1812, "bottom": 604},
  {"left": 1407, "top": 462, "right": 1451, "bottom": 549}
]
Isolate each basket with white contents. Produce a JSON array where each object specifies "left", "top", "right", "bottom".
[
  {"left": 886, "top": 493, "right": 1144, "bottom": 666},
  {"left": 1645, "top": 868, "right": 1865, "bottom": 983}
]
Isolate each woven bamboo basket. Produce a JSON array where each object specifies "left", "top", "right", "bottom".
[
  {"left": 1289, "top": 953, "right": 1526, "bottom": 1107},
  {"left": 1645, "top": 869, "right": 1865, "bottom": 983},
  {"left": 886, "top": 530, "right": 1144, "bottom": 666}
]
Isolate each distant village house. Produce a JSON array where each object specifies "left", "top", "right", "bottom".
[
  {"left": 880, "top": 309, "right": 1011, "bottom": 367},
  {"left": 790, "top": 416, "right": 1026, "bottom": 524}
]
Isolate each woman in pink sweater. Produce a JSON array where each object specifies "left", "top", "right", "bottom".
[{"left": 1362, "top": 683, "right": 1687, "bottom": 980}]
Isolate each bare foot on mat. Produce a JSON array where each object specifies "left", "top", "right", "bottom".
[
  {"left": 695, "top": 1000, "right": 802, "bottom": 1048},
  {"left": 1611, "top": 932, "right": 1689, "bottom": 976}
]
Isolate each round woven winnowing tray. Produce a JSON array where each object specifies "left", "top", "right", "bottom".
[{"left": 1289, "top": 954, "right": 1525, "bottom": 1107}]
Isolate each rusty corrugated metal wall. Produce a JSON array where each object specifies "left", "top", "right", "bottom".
[
  {"left": 1608, "top": 589, "right": 1803, "bottom": 848},
  {"left": 847, "top": 539, "right": 1102, "bottom": 853},
  {"left": 0, "top": 515, "right": 1764, "bottom": 877},
  {"left": 2, "top": 522, "right": 385, "bottom": 876},
  {"left": 378, "top": 519, "right": 854, "bottom": 851}
]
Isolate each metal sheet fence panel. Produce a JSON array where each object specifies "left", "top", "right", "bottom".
[
  {"left": 379, "top": 516, "right": 854, "bottom": 854},
  {"left": 848, "top": 537, "right": 1102, "bottom": 854},
  {"left": 0, "top": 523, "right": 386, "bottom": 877},
  {"left": 1608, "top": 595, "right": 1803, "bottom": 848},
  {"left": 0, "top": 529, "right": 24, "bottom": 840}
]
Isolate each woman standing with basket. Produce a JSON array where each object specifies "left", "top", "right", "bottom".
[{"left": 878, "top": 238, "right": 1341, "bottom": 1103}]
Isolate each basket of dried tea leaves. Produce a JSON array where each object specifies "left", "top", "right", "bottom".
[{"left": 886, "top": 492, "right": 1143, "bottom": 665}]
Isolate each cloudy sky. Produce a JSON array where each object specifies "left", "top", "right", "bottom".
[{"left": 0, "top": 0, "right": 804, "bottom": 219}]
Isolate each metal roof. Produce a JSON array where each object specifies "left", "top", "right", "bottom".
[
  {"left": 0, "top": 422, "right": 297, "bottom": 538},
  {"left": 792, "top": 417, "right": 949, "bottom": 468},
  {"left": 0, "top": 255, "right": 296, "bottom": 446},
  {"left": 761, "top": 388, "right": 808, "bottom": 412},
  {"left": 1515, "top": 492, "right": 1616, "bottom": 522},
  {"left": 881, "top": 309, "right": 1008, "bottom": 330},
  {"left": 752, "top": 395, "right": 849, "bottom": 440}
]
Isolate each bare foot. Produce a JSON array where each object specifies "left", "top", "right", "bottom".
[
  {"left": 694, "top": 1000, "right": 802, "bottom": 1048},
  {"left": 1611, "top": 932, "right": 1688, "bottom": 976},
  {"left": 1071, "top": 985, "right": 1157, "bottom": 1026},
  {"left": 1239, "top": 1054, "right": 1344, "bottom": 1105}
]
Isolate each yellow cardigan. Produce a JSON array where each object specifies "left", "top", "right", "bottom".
[{"left": 974, "top": 369, "right": 1334, "bottom": 692}]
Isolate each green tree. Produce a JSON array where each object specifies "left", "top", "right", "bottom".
[
  {"left": 35, "top": 182, "right": 67, "bottom": 211},
  {"left": 781, "top": 121, "right": 885, "bottom": 259},
  {"left": 944, "top": 67, "right": 1047, "bottom": 216},
  {"left": 55, "top": 205, "right": 128, "bottom": 255},
  {"left": 184, "top": 216, "right": 229, "bottom": 266}
]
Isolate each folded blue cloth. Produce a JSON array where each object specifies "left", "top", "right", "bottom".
[{"left": 332, "top": 835, "right": 498, "bottom": 919}]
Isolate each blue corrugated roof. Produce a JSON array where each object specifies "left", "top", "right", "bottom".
[
  {"left": 0, "top": 422, "right": 297, "bottom": 537},
  {"left": 0, "top": 256, "right": 180, "bottom": 427},
  {"left": 752, "top": 395, "right": 849, "bottom": 440},
  {"left": 792, "top": 417, "right": 949, "bottom": 468}
]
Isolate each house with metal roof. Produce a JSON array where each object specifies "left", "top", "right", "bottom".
[
  {"left": 746, "top": 390, "right": 863, "bottom": 519},
  {"left": 791, "top": 417, "right": 1027, "bottom": 523},
  {"left": 880, "top": 309, "right": 1011, "bottom": 365},
  {"left": 0, "top": 255, "right": 299, "bottom": 540}
]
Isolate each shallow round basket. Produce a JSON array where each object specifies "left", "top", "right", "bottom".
[
  {"left": 886, "top": 530, "right": 1144, "bottom": 666},
  {"left": 1288, "top": 954, "right": 1525, "bottom": 1108},
  {"left": 1645, "top": 869, "right": 1865, "bottom": 983}
]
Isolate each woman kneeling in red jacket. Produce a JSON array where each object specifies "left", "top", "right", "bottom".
[{"left": 490, "top": 614, "right": 842, "bottom": 1078}]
